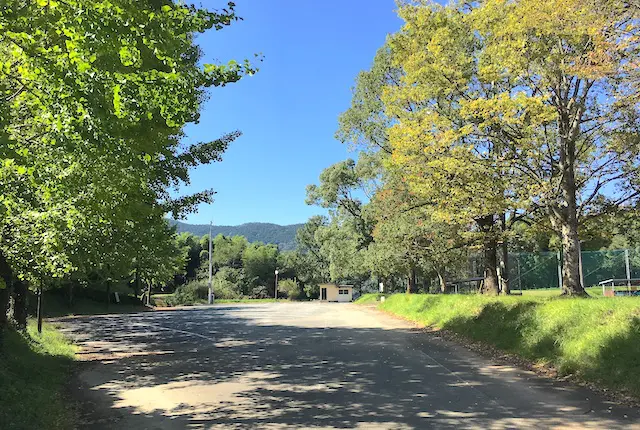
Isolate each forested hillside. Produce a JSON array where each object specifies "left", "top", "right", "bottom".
[{"left": 171, "top": 221, "right": 303, "bottom": 250}]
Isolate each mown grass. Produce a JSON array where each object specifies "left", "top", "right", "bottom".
[
  {"left": 214, "top": 298, "right": 278, "bottom": 304},
  {"left": 356, "top": 293, "right": 640, "bottom": 397},
  {"left": 512, "top": 286, "right": 604, "bottom": 297},
  {"left": 0, "top": 321, "right": 77, "bottom": 429},
  {"left": 151, "top": 294, "right": 278, "bottom": 306}
]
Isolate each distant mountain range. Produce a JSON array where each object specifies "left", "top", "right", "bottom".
[{"left": 170, "top": 220, "right": 303, "bottom": 251}]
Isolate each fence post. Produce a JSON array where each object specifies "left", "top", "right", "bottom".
[
  {"left": 557, "top": 251, "right": 563, "bottom": 290},
  {"left": 625, "top": 249, "right": 631, "bottom": 287}
]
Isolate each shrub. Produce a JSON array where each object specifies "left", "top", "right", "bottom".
[
  {"left": 213, "top": 278, "right": 242, "bottom": 300},
  {"left": 213, "top": 267, "right": 244, "bottom": 298},
  {"left": 304, "top": 283, "right": 319, "bottom": 299},
  {"left": 167, "top": 280, "right": 209, "bottom": 306},
  {"left": 278, "top": 279, "right": 302, "bottom": 300},
  {"left": 251, "top": 285, "right": 270, "bottom": 299}
]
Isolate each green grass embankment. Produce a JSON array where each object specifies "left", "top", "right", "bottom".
[
  {"left": 214, "top": 298, "right": 278, "bottom": 304},
  {"left": 356, "top": 293, "right": 640, "bottom": 397},
  {"left": 510, "top": 286, "right": 604, "bottom": 297},
  {"left": 354, "top": 293, "right": 384, "bottom": 304},
  {"left": 0, "top": 321, "right": 77, "bottom": 429},
  {"left": 151, "top": 294, "right": 280, "bottom": 307}
]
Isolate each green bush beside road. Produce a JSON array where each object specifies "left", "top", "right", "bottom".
[
  {"left": 0, "top": 321, "right": 77, "bottom": 430},
  {"left": 357, "top": 293, "right": 640, "bottom": 398}
]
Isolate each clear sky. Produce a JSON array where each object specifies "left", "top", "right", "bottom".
[{"left": 176, "top": 0, "right": 403, "bottom": 226}]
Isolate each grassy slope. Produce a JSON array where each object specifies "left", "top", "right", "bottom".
[
  {"left": 0, "top": 321, "right": 77, "bottom": 429},
  {"left": 357, "top": 293, "right": 640, "bottom": 397},
  {"left": 514, "top": 286, "right": 604, "bottom": 297}
]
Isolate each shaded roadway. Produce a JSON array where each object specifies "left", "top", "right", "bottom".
[{"left": 59, "top": 303, "right": 640, "bottom": 429}]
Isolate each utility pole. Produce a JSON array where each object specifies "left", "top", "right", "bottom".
[{"left": 208, "top": 221, "right": 213, "bottom": 304}]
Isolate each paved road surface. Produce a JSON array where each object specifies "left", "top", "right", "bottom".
[{"left": 60, "top": 303, "right": 640, "bottom": 429}]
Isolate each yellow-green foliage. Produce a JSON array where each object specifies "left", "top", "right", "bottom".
[
  {"left": 358, "top": 294, "right": 640, "bottom": 397},
  {"left": 0, "top": 321, "right": 77, "bottom": 429}
]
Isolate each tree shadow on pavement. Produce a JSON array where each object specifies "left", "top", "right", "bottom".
[{"left": 58, "top": 305, "right": 640, "bottom": 429}]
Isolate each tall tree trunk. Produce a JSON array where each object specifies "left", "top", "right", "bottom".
[
  {"left": 499, "top": 213, "right": 510, "bottom": 295},
  {"left": 411, "top": 266, "right": 417, "bottom": 293},
  {"left": 436, "top": 270, "right": 446, "bottom": 293},
  {"left": 549, "top": 154, "right": 587, "bottom": 296},
  {"left": 551, "top": 91, "right": 588, "bottom": 296},
  {"left": 36, "top": 288, "right": 43, "bottom": 334},
  {"left": 483, "top": 242, "right": 499, "bottom": 295},
  {"left": 13, "top": 278, "right": 28, "bottom": 330},
  {"left": 134, "top": 268, "right": 141, "bottom": 297},
  {"left": 559, "top": 217, "right": 585, "bottom": 295},
  {"left": 477, "top": 215, "right": 499, "bottom": 295},
  {"left": 406, "top": 266, "right": 417, "bottom": 294}
]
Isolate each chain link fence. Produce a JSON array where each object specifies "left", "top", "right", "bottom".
[{"left": 508, "top": 248, "right": 640, "bottom": 290}]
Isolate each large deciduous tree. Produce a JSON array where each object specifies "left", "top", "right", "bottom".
[
  {"left": 0, "top": 0, "right": 256, "bottom": 333},
  {"left": 383, "top": 3, "right": 519, "bottom": 295},
  {"left": 385, "top": 0, "right": 640, "bottom": 295},
  {"left": 469, "top": 0, "right": 640, "bottom": 295},
  {"left": 368, "top": 177, "right": 467, "bottom": 293}
]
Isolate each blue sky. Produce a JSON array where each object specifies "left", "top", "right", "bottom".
[{"left": 177, "top": 0, "right": 403, "bottom": 226}]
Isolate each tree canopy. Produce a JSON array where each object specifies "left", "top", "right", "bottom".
[
  {"left": 0, "top": 0, "right": 257, "bottom": 332},
  {"left": 302, "top": 0, "right": 640, "bottom": 297}
]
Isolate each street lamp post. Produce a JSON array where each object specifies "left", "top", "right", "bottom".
[
  {"left": 208, "top": 221, "right": 214, "bottom": 304},
  {"left": 274, "top": 269, "right": 279, "bottom": 300}
]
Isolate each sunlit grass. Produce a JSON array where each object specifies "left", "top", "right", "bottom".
[
  {"left": 151, "top": 294, "right": 279, "bottom": 306},
  {"left": 214, "top": 298, "right": 278, "bottom": 304},
  {"left": 511, "top": 286, "right": 604, "bottom": 297},
  {"left": 357, "top": 292, "right": 640, "bottom": 397},
  {"left": 0, "top": 321, "right": 77, "bottom": 429}
]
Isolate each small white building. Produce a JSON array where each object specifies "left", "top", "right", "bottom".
[{"left": 319, "top": 283, "right": 353, "bottom": 302}]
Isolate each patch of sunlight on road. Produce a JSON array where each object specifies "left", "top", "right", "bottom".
[
  {"left": 108, "top": 368, "right": 393, "bottom": 428},
  {"left": 213, "top": 338, "right": 256, "bottom": 348},
  {"left": 113, "top": 371, "right": 280, "bottom": 416},
  {"left": 224, "top": 302, "right": 415, "bottom": 331}
]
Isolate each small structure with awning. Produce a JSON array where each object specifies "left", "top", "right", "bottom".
[{"left": 319, "top": 283, "right": 353, "bottom": 302}]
